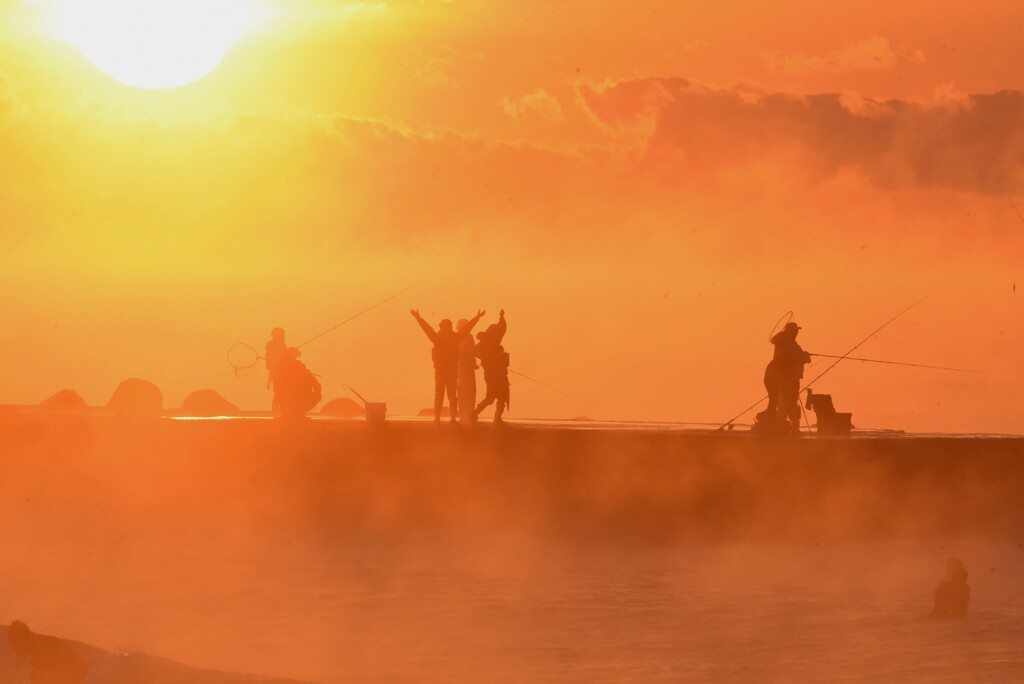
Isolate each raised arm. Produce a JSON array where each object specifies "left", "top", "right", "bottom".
[
  {"left": 460, "top": 309, "right": 486, "bottom": 337},
  {"left": 494, "top": 310, "right": 507, "bottom": 343},
  {"left": 411, "top": 310, "right": 438, "bottom": 343}
]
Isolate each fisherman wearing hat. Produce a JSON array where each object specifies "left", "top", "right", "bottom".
[{"left": 763, "top": 321, "right": 811, "bottom": 433}]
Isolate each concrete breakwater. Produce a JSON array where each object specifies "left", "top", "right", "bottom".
[{"left": 2, "top": 415, "right": 1023, "bottom": 543}]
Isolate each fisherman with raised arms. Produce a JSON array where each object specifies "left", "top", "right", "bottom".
[{"left": 411, "top": 308, "right": 485, "bottom": 423}]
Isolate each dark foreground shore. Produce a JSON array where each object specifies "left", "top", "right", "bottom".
[{"left": 0, "top": 623, "right": 309, "bottom": 684}]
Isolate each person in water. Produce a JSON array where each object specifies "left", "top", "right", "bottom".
[
  {"left": 475, "top": 310, "right": 510, "bottom": 423},
  {"left": 457, "top": 318, "right": 478, "bottom": 423},
  {"left": 7, "top": 620, "right": 89, "bottom": 684},
  {"left": 761, "top": 321, "right": 810, "bottom": 432},
  {"left": 930, "top": 557, "right": 970, "bottom": 620},
  {"left": 273, "top": 347, "right": 322, "bottom": 419},
  {"left": 411, "top": 309, "right": 485, "bottom": 423}
]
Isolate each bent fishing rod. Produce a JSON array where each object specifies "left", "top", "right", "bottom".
[{"left": 716, "top": 295, "right": 932, "bottom": 431}]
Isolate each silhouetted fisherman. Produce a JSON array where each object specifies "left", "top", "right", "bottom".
[
  {"left": 411, "top": 308, "right": 485, "bottom": 423},
  {"left": 265, "top": 327, "right": 289, "bottom": 411},
  {"left": 930, "top": 557, "right": 970, "bottom": 620},
  {"left": 7, "top": 620, "right": 88, "bottom": 684},
  {"left": 274, "top": 348, "right": 322, "bottom": 419},
  {"left": 457, "top": 318, "right": 478, "bottom": 423},
  {"left": 760, "top": 321, "right": 810, "bottom": 433},
  {"left": 475, "top": 310, "right": 510, "bottom": 423}
]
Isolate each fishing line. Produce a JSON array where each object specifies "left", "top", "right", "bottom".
[
  {"left": 808, "top": 354, "right": 977, "bottom": 374},
  {"left": 509, "top": 369, "right": 579, "bottom": 400},
  {"left": 800, "top": 295, "right": 932, "bottom": 394}
]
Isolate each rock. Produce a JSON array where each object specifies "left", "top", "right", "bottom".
[
  {"left": 39, "top": 389, "right": 87, "bottom": 412},
  {"left": 321, "top": 397, "right": 365, "bottom": 418},
  {"left": 107, "top": 378, "right": 163, "bottom": 416},
  {"left": 181, "top": 389, "right": 240, "bottom": 417}
]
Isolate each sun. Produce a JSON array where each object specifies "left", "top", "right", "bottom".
[{"left": 54, "top": 0, "right": 258, "bottom": 90}]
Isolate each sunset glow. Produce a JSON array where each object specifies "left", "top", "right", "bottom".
[
  {"left": 1, "top": 0, "right": 1023, "bottom": 431},
  {"left": 4, "top": 2, "right": 1024, "bottom": 682},
  {"left": 53, "top": 0, "right": 258, "bottom": 89}
]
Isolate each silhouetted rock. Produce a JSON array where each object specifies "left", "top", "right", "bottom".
[
  {"left": 321, "top": 397, "right": 365, "bottom": 418},
  {"left": 39, "top": 389, "right": 88, "bottom": 412},
  {"left": 419, "top": 407, "right": 451, "bottom": 418},
  {"left": 181, "top": 389, "right": 240, "bottom": 417},
  {"left": 571, "top": 416, "right": 594, "bottom": 422},
  {"left": 107, "top": 378, "right": 163, "bottom": 416}
]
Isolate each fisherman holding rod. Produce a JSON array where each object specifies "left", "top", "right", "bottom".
[
  {"left": 722, "top": 296, "right": 978, "bottom": 433},
  {"left": 758, "top": 321, "right": 810, "bottom": 434},
  {"left": 230, "top": 284, "right": 422, "bottom": 418}
]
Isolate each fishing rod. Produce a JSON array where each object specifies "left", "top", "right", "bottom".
[
  {"left": 344, "top": 384, "right": 369, "bottom": 405},
  {"left": 227, "top": 283, "right": 422, "bottom": 374},
  {"left": 716, "top": 295, "right": 931, "bottom": 431},
  {"left": 1010, "top": 197, "right": 1024, "bottom": 226},
  {"left": 296, "top": 282, "right": 422, "bottom": 349},
  {"left": 799, "top": 295, "right": 932, "bottom": 395},
  {"left": 808, "top": 353, "right": 978, "bottom": 374}
]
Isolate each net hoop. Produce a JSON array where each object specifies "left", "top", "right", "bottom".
[
  {"left": 228, "top": 342, "right": 262, "bottom": 377},
  {"left": 768, "top": 311, "right": 794, "bottom": 343}
]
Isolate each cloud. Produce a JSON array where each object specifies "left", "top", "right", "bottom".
[
  {"left": 500, "top": 89, "right": 564, "bottom": 121},
  {"left": 412, "top": 47, "right": 461, "bottom": 91},
  {"left": 765, "top": 36, "right": 926, "bottom": 75},
  {"left": 578, "top": 77, "right": 1024, "bottom": 194}
]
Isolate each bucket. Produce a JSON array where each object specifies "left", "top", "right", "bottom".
[{"left": 365, "top": 402, "right": 387, "bottom": 424}]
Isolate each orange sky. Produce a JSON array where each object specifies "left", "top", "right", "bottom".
[{"left": 2, "top": 0, "right": 1024, "bottom": 432}]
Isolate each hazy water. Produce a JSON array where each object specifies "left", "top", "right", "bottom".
[
  {"left": 3, "top": 418, "right": 1023, "bottom": 682},
  {"left": 3, "top": 536, "right": 1023, "bottom": 683}
]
